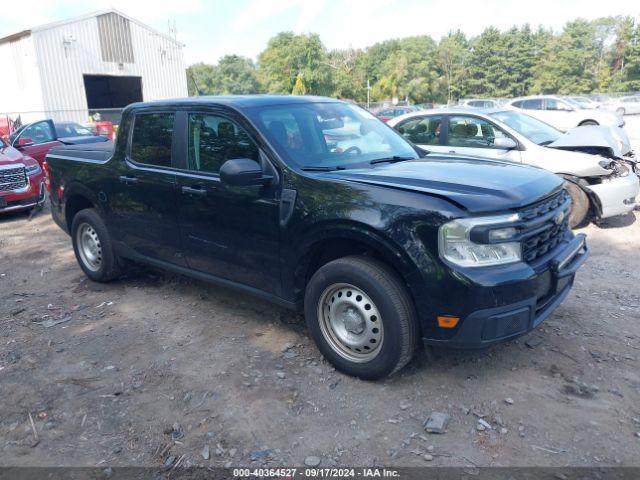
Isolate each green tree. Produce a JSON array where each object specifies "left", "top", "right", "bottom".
[
  {"left": 437, "top": 31, "right": 469, "bottom": 103},
  {"left": 258, "top": 32, "right": 333, "bottom": 95},
  {"left": 187, "top": 55, "right": 259, "bottom": 95}
]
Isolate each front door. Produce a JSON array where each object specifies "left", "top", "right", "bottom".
[
  {"left": 109, "top": 110, "right": 185, "bottom": 265},
  {"left": 175, "top": 110, "right": 281, "bottom": 295},
  {"left": 13, "top": 120, "right": 62, "bottom": 166},
  {"left": 443, "top": 115, "right": 521, "bottom": 162}
]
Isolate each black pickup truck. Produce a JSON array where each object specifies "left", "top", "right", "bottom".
[{"left": 47, "top": 96, "right": 589, "bottom": 379}]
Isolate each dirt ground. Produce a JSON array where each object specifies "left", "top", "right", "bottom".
[{"left": 1, "top": 203, "right": 639, "bottom": 469}]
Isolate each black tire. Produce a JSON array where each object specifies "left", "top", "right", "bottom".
[
  {"left": 304, "top": 256, "right": 418, "bottom": 380},
  {"left": 579, "top": 120, "right": 598, "bottom": 126},
  {"left": 565, "top": 181, "right": 590, "bottom": 229},
  {"left": 71, "top": 208, "right": 123, "bottom": 282}
]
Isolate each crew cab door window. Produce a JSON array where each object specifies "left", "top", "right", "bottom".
[
  {"left": 130, "top": 113, "right": 175, "bottom": 168},
  {"left": 396, "top": 116, "right": 442, "bottom": 145},
  {"left": 447, "top": 116, "right": 508, "bottom": 148},
  {"left": 187, "top": 114, "right": 259, "bottom": 174}
]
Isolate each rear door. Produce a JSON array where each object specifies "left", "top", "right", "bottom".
[
  {"left": 12, "top": 120, "right": 62, "bottom": 166},
  {"left": 109, "top": 109, "right": 185, "bottom": 266},
  {"left": 174, "top": 109, "right": 281, "bottom": 294},
  {"left": 394, "top": 114, "right": 447, "bottom": 153},
  {"left": 443, "top": 115, "right": 521, "bottom": 162}
]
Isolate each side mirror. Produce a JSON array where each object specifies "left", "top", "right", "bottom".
[
  {"left": 17, "top": 137, "right": 34, "bottom": 147},
  {"left": 220, "top": 158, "right": 272, "bottom": 187},
  {"left": 493, "top": 137, "right": 517, "bottom": 150}
]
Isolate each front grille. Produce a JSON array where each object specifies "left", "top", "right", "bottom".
[
  {"left": 0, "top": 164, "right": 28, "bottom": 192},
  {"left": 518, "top": 189, "right": 571, "bottom": 263}
]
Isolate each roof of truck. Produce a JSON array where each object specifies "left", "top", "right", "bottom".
[{"left": 129, "top": 95, "right": 345, "bottom": 110}]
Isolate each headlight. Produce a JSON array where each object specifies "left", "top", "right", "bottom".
[
  {"left": 25, "top": 164, "right": 41, "bottom": 176},
  {"left": 438, "top": 214, "right": 521, "bottom": 267}
]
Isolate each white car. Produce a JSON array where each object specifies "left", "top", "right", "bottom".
[
  {"left": 460, "top": 99, "right": 501, "bottom": 109},
  {"left": 505, "top": 95, "right": 623, "bottom": 131},
  {"left": 599, "top": 95, "right": 640, "bottom": 116},
  {"left": 388, "top": 108, "right": 639, "bottom": 228}
]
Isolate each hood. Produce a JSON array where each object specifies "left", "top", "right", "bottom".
[
  {"left": 326, "top": 156, "right": 564, "bottom": 213},
  {"left": 548, "top": 125, "right": 631, "bottom": 158},
  {"left": 59, "top": 135, "right": 109, "bottom": 145},
  {"left": 0, "top": 144, "right": 37, "bottom": 167}
]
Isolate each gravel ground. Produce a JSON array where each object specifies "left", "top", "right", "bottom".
[{"left": 1, "top": 146, "right": 640, "bottom": 468}]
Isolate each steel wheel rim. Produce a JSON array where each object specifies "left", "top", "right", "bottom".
[
  {"left": 317, "top": 283, "right": 383, "bottom": 362},
  {"left": 77, "top": 223, "right": 102, "bottom": 272}
]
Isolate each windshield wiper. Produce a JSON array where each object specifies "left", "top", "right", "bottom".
[
  {"left": 538, "top": 140, "right": 554, "bottom": 146},
  {"left": 370, "top": 155, "right": 415, "bottom": 165},
  {"left": 300, "top": 165, "right": 346, "bottom": 172}
]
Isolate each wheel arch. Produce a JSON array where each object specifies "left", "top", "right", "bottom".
[
  {"left": 63, "top": 183, "right": 102, "bottom": 232},
  {"left": 290, "top": 222, "right": 423, "bottom": 330}
]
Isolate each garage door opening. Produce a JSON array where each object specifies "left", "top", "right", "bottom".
[{"left": 83, "top": 74, "right": 142, "bottom": 122}]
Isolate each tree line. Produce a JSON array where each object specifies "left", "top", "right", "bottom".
[{"left": 186, "top": 16, "right": 640, "bottom": 104}]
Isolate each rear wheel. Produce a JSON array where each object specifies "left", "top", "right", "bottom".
[
  {"left": 565, "top": 181, "right": 590, "bottom": 228},
  {"left": 579, "top": 120, "right": 598, "bottom": 126},
  {"left": 71, "top": 208, "right": 123, "bottom": 282},
  {"left": 304, "top": 256, "right": 417, "bottom": 380}
]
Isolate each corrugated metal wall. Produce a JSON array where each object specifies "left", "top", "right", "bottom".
[
  {"left": 32, "top": 13, "right": 187, "bottom": 123},
  {"left": 0, "top": 34, "right": 46, "bottom": 123}
]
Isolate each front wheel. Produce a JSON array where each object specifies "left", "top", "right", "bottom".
[
  {"left": 304, "top": 256, "right": 418, "bottom": 380},
  {"left": 579, "top": 120, "right": 598, "bottom": 126},
  {"left": 71, "top": 208, "right": 123, "bottom": 282},
  {"left": 565, "top": 181, "right": 590, "bottom": 228}
]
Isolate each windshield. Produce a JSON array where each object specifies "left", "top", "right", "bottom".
[
  {"left": 248, "top": 102, "right": 419, "bottom": 170},
  {"left": 490, "top": 110, "right": 562, "bottom": 146},
  {"left": 56, "top": 122, "right": 94, "bottom": 137}
]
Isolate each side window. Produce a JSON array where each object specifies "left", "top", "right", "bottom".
[
  {"left": 546, "top": 99, "right": 571, "bottom": 111},
  {"left": 511, "top": 100, "right": 523, "bottom": 108},
  {"left": 22, "top": 122, "right": 55, "bottom": 145},
  {"left": 130, "top": 112, "right": 174, "bottom": 167},
  {"left": 522, "top": 99, "right": 543, "bottom": 110},
  {"left": 447, "top": 116, "right": 507, "bottom": 148},
  {"left": 396, "top": 116, "right": 442, "bottom": 145},
  {"left": 188, "top": 114, "right": 259, "bottom": 174}
]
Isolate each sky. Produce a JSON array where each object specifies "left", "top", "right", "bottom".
[{"left": 1, "top": 0, "right": 639, "bottom": 66}]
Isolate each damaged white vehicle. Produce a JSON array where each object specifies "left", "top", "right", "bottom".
[{"left": 389, "top": 108, "right": 639, "bottom": 228}]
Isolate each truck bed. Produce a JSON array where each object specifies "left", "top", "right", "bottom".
[{"left": 47, "top": 141, "right": 115, "bottom": 163}]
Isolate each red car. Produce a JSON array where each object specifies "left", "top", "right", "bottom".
[
  {"left": 7, "top": 119, "right": 109, "bottom": 167},
  {"left": 0, "top": 136, "right": 47, "bottom": 214}
]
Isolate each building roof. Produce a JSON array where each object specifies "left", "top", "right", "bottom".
[{"left": 0, "top": 8, "right": 183, "bottom": 46}]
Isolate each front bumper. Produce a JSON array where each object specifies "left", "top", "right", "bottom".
[
  {"left": 588, "top": 171, "right": 639, "bottom": 218},
  {"left": 0, "top": 176, "right": 46, "bottom": 213},
  {"left": 423, "top": 234, "right": 589, "bottom": 348}
]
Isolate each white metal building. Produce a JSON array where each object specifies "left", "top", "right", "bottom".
[{"left": 0, "top": 9, "right": 188, "bottom": 123}]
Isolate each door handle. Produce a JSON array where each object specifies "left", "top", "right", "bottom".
[
  {"left": 448, "top": 150, "right": 456, "bottom": 154},
  {"left": 181, "top": 185, "right": 207, "bottom": 197},
  {"left": 119, "top": 175, "right": 138, "bottom": 185}
]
